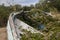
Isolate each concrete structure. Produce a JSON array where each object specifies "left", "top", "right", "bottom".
[
  {"left": 7, "top": 12, "right": 20, "bottom": 40},
  {"left": 7, "top": 11, "right": 45, "bottom": 40}
]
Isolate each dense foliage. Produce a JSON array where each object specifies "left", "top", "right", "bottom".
[
  {"left": 0, "top": 0, "right": 60, "bottom": 27},
  {"left": 0, "top": 5, "right": 11, "bottom": 27},
  {"left": 0, "top": 0, "right": 60, "bottom": 40},
  {"left": 0, "top": 5, "right": 22, "bottom": 27},
  {"left": 21, "top": 29, "right": 44, "bottom": 40}
]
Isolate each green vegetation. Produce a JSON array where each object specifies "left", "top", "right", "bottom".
[
  {"left": 0, "top": 0, "right": 60, "bottom": 40},
  {"left": 0, "top": 0, "right": 60, "bottom": 27},
  {"left": 0, "top": 5, "right": 22, "bottom": 27},
  {"left": 50, "top": 31, "right": 60, "bottom": 40},
  {"left": 17, "top": 0, "right": 60, "bottom": 40},
  {"left": 21, "top": 29, "right": 44, "bottom": 40},
  {"left": 0, "top": 5, "right": 11, "bottom": 27}
]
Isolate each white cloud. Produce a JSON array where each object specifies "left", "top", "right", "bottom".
[
  {"left": 0, "top": 0, "right": 39, "bottom": 6},
  {"left": 0, "top": 0, "right": 9, "bottom": 6}
]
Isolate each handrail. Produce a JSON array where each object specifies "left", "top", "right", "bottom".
[{"left": 7, "top": 12, "right": 21, "bottom": 40}]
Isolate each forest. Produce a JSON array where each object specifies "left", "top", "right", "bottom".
[{"left": 0, "top": 0, "right": 60, "bottom": 27}]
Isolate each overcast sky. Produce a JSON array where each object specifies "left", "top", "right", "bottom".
[{"left": 0, "top": 0, "right": 39, "bottom": 6}]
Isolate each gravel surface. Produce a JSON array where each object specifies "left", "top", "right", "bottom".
[{"left": 0, "top": 27, "right": 7, "bottom": 40}]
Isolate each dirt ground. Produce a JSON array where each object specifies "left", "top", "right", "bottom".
[{"left": 0, "top": 27, "right": 7, "bottom": 40}]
